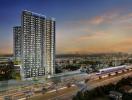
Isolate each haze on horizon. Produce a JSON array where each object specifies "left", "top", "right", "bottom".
[{"left": 0, "top": 0, "right": 132, "bottom": 55}]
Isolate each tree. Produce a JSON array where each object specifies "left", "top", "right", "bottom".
[{"left": 0, "top": 61, "right": 14, "bottom": 81}]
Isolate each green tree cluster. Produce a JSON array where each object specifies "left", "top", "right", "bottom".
[{"left": 73, "top": 77, "right": 132, "bottom": 100}]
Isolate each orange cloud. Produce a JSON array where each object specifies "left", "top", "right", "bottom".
[
  {"left": 56, "top": 10, "right": 132, "bottom": 54},
  {"left": 59, "top": 38, "right": 132, "bottom": 54},
  {"left": 77, "top": 31, "right": 106, "bottom": 40},
  {"left": 89, "top": 11, "right": 120, "bottom": 25},
  {"left": 90, "top": 16, "right": 104, "bottom": 25}
]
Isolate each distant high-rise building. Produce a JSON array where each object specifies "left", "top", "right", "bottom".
[
  {"left": 14, "top": 10, "right": 55, "bottom": 79},
  {"left": 13, "top": 26, "right": 22, "bottom": 61}
]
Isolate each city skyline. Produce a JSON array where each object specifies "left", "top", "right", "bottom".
[{"left": 1, "top": 0, "right": 132, "bottom": 54}]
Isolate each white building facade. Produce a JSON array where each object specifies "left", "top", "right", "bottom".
[{"left": 14, "top": 10, "right": 55, "bottom": 79}]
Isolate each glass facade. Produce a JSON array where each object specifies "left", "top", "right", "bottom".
[
  {"left": 14, "top": 10, "right": 55, "bottom": 79},
  {"left": 13, "top": 26, "right": 21, "bottom": 61}
]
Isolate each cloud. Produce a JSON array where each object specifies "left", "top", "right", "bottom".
[
  {"left": 60, "top": 37, "right": 132, "bottom": 54},
  {"left": 90, "top": 16, "right": 104, "bottom": 25},
  {"left": 89, "top": 11, "right": 132, "bottom": 26},
  {"left": 77, "top": 30, "right": 106, "bottom": 41},
  {"left": 89, "top": 11, "right": 120, "bottom": 25},
  {"left": 56, "top": 10, "right": 132, "bottom": 54}
]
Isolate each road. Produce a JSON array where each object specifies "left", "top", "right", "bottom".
[
  {"left": 87, "top": 70, "right": 132, "bottom": 90},
  {"left": 30, "top": 70, "right": 132, "bottom": 100},
  {"left": 31, "top": 85, "right": 79, "bottom": 100},
  {"left": 1, "top": 70, "right": 132, "bottom": 100}
]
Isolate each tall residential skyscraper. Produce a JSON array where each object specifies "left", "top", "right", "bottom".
[
  {"left": 45, "top": 19, "right": 56, "bottom": 75},
  {"left": 13, "top": 26, "right": 22, "bottom": 61},
  {"left": 14, "top": 10, "right": 55, "bottom": 79}
]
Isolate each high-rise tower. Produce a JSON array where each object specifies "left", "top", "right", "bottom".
[
  {"left": 14, "top": 10, "right": 55, "bottom": 79},
  {"left": 13, "top": 26, "right": 22, "bottom": 61}
]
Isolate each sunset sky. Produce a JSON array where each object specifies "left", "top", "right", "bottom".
[{"left": 0, "top": 0, "right": 132, "bottom": 54}]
